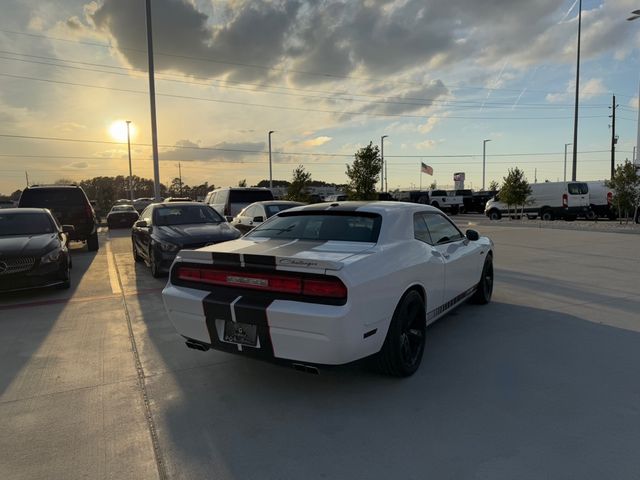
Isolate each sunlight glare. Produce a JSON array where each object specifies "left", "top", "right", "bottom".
[{"left": 109, "top": 121, "right": 135, "bottom": 142}]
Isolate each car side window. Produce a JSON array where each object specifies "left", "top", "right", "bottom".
[
  {"left": 413, "top": 213, "right": 433, "bottom": 245},
  {"left": 217, "top": 190, "right": 229, "bottom": 204},
  {"left": 423, "top": 213, "right": 464, "bottom": 245},
  {"left": 140, "top": 206, "right": 153, "bottom": 224},
  {"left": 244, "top": 205, "right": 257, "bottom": 218}
]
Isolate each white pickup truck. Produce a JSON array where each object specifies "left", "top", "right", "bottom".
[{"left": 395, "top": 190, "right": 463, "bottom": 214}]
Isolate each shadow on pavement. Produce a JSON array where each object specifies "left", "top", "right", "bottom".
[{"left": 131, "top": 294, "right": 640, "bottom": 479}]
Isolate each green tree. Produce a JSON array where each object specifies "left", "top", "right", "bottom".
[
  {"left": 345, "top": 142, "right": 382, "bottom": 200},
  {"left": 9, "top": 189, "right": 22, "bottom": 201},
  {"left": 488, "top": 180, "right": 500, "bottom": 191},
  {"left": 606, "top": 161, "right": 640, "bottom": 224},
  {"left": 238, "top": 179, "right": 247, "bottom": 187},
  {"left": 428, "top": 181, "right": 437, "bottom": 190},
  {"left": 499, "top": 167, "right": 532, "bottom": 219},
  {"left": 287, "top": 165, "right": 312, "bottom": 201}
]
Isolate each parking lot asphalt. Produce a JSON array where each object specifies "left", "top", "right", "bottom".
[{"left": 1, "top": 224, "right": 639, "bottom": 480}]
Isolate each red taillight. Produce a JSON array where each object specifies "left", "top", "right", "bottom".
[
  {"left": 607, "top": 191, "right": 613, "bottom": 205},
  {"left": 562, "top": 193, "right": 568, "bottom": 208},
  {"left": 176, "top": 266, "right": 346, "bottom": 299}
]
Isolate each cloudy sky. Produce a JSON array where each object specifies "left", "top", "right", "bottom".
[{"left": 1, "top": 0, "right": 639, "bottom": 194}]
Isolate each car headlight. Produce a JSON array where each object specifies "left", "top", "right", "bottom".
[
  {"left": 41, "top": 248, "right": 62, "bottom": 264},
  {"left": 158, "top": 241, "right": 179, "bottom": 252}
]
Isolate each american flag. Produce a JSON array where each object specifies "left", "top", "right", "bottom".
[{"left": 421, "top": 162, "right": 433, "bottom": 175}]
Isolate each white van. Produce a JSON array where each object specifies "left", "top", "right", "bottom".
[
  {"left": 485, "top": 181, "right": 590, "bottom": 221},
  {"left": 206, "top": 187, "right": 274, "bottom": 221},
  {"left": 585, "top": 181, "right": 615, "bottom": 219}
]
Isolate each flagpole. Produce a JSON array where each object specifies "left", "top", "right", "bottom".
[{"left": 419, "top": 162, "right": 422, "bottom": 190}]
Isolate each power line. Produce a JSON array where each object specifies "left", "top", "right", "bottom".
[
  {"left": 0, "top": 51, "right": 611, "bottom": 110},
  {"left": 0, "top": 72, "right": 612, "bottom": 121},
  {"left": 0, "top": 27, "right": 633, "bottom": 98}
]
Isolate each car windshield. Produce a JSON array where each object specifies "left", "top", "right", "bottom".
[
  {"left": 247, "top": 212, "right": 381, "bottom": 242},
  {"left": 154, "top": 205, "right": 224, "bottom": 226},
  {"left": 264, "top": 203, "right": 301, "bottom": 218},
  {"left": 111, "top": 205, "right": 136, "bottom": 212},
  {"left": 0, "top": 212, "right": 54, "bottom": 236}
]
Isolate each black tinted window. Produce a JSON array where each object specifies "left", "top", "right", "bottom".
[
  {"left": 413, "top": 214, "right": 433, "bottom": 244},
  {"left": 20, "top": 188, "right": 87, "bottom": 207},
  {"left": 0, "top": 212, "right": 55, "bottom": 235},
  {"left": 568, "top": 183, "right": 588, "bottom": 195},
  {"left": 265, "top": 203, "right": 300, "bottom": 217},
  {"left": 229, "top": 190, "right": 273, "bottom": 203},
  {"left": 423, "top": 214, "right": 463, "bottom": 244},
  {"left": 431, "top": 190, "right": 447, "bottom": 196},
  {"left": 248, "top": 213, "right": 381, "bottom": 242},
  {"left": 153, "top": 205, "right": 224, "bottom": 226}
]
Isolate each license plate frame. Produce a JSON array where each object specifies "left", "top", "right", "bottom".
[{"left": 223, "top": 321, "right": 258, "bottom": 347}]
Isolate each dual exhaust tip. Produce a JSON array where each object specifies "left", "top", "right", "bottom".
[{"left": 184, "top": 340, "right": 320, "bottom": 374}]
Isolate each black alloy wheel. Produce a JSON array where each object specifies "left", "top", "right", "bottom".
[
  {"left": 149, "top": 246, "right": 162, "bottom": 278},
  {"left": 375, "top": 290, "right": 426, "bottom": 377},
  {"left": 472, "top": 254, "right": 493, "bottom": 305}
]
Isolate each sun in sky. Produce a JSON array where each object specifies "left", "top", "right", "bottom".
[{"left": 108, "top": 120, "right": 136, "bottom": 143}]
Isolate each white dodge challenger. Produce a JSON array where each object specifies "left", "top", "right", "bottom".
[{"left": 162, "top": 202, "right": 494, "bottom": 376}]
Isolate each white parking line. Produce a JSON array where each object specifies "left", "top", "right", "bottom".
[{"left": 105, "top": 242, "right": 122, "bottom": 295}]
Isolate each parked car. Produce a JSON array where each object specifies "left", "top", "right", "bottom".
[
  {"left": 455, "top": 189, "right": 474, "bottom": 213},
  {"left": 205, "top": 187, "right": 274, "bottom": 221},
  {"left": 164, "top": 197, "right": 192, "bottom": 202},
  {"left": 231, "top": 201, "right": 305, "bottom": 234},
  {"left": 18, "top": 185, "right": 99, "bottom": 251},
  {"left": 394, "top": 190, "right": 462, "bottom": 214},
  {"left": 485, "top": 181, "right": 589, "bottom": 221},
  {"left": 324, "top": 194, "right": 348, "bottom": 202},
  {"left": 132, "top": 202, "right": 241, "bottom": 277},
  {"left": 106, "top": 205, "right": 139, "bottom": 229},
  {"left": 133, "top": 197, "right": 154, "bottom": 213},
  {"left": 469, "top": 190, "right": 498, "bottom": 213},
  {"left": 162, "top": 202, "right": 493, "bottom": 377},
  {"left": 0, "top": 208, "right": 73, "bottom": 292}
]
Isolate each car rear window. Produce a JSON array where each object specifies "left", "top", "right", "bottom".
[
  {"left": 265, "top": 203, "right": 300, "bottom": 218},
  {"left": 228, "top": 190, "right": 273, "bottom": 203},
  {"left": 568, "top": 183, "right": 589, "bottom": 195},
  {"left": 0, "top": 212, "right": 55, "bottom": 236},
  {"left": 19, "top": 188, "right": 87, "bottom": 208},
  {"left": 247, "top": 212, "right": 381, "bottom": 242}
]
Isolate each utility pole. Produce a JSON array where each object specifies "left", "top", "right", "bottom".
[
  {"left": 534, "top": 168, "right": 537, "bottom": 183},
  {"left": 268, "top": 130, "right": 274, "bottom": 189},
  {"left": 178, "top": 162, "right": 183, "bottom": 195},
  {"left": 126, "top": 120, "right": 134, "bottom": 201},
  {"left": 145, "top": 0, "right": 161, "bottom": 201},
  {"left": 610, "top": 95, "right": 618, "bottom": 180},
  {"left": 571, "top": 0, "right": 582, "bottom": 181},
  {"left": 482, "top": 139, "right": 491, "bottom": 190},
  {"left": 564, "top": 143, "right": 572, "bottom": 182},
  {"left": 381, "top": 135, "right": 388, "bottom": 192}
]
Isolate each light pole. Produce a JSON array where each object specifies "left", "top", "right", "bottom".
[
  {"left": 564, "top": 143, "right": 572, "bottom": 182},
  {"left": 126, "top": 120, "right": 134, "bottom": 201},
  {"left": 381, "top": 135, "right": 388, "bottom": 192},
  {"left": 482, "top": 139, "right": 491, "bottom": 190},
  {"left": 145, "top": 0, "right": 161, "bottom": 201},
  {"left": 268, "top": 130, "right": 274, "bottom": 190},
  {"left": 627, "top": 10, "right": 640, "bottom": 166},
  {"left": 571, "top": 0, "right": 582, "bottom": 181}
]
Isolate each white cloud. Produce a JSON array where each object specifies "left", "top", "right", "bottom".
[
  {"left": 546, "top": 78, "right": 608, "bottom": 103},
  {"left": 415, "top": 139, "right": 437, "bottom": 150},
  {"left": 628, "top": 97, "right": 638, "bottom": 110},
  {"left": 302, "top": 136, "right": 332, "bottom": 147},
  {"left": 418, "top": 116, "right": 442, "bottom": 134}
]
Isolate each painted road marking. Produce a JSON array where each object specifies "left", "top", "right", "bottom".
[
  {"left": 105, "top": 242, "right": 122, "bottom": 295},
  {"left": 0, "top": 288, "right": 163, "bottom": 311}
]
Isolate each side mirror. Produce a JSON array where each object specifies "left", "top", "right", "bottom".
[
  {"left": 466, "top": 229, "right": 480, "bottom": 241},
  {"left": 253, "top": 216, "right": 264, "bottom": 223},
  {"left": 134, "top": 220, "right": 148, "bottom": 228},
  {"left": 225, "top": 216, "right": 233, "bottom": 222},
  {"left": 62, "top": 225, "right": 75, "bottom": 234}
]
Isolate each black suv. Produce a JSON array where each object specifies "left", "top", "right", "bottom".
[{"left": 18, "top": 185, "right": 99, "bottom": 251}]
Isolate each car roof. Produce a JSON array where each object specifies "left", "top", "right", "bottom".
[
  {"left": 213, "top": 187, "right": 271, "bottom": 191},
  {"left": 0, "top": 207, "right": 51, "bottom": 214},
  {"left": 248, "top": 200, "right": 304, "bottom": 206},
  {"left": 286, "top": 201, "right": 440, "bottom": 215},
  {"left": 154, "top": 201, "right": 202, "bottom": 207}
]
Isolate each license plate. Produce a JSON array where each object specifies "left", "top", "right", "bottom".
[{"left": 223, "top": 321, "right": 258, "bottom": 347}]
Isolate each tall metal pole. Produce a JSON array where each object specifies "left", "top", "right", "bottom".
[
  {"left": 571, "top": 0, "right": 582, "bottom": 181},
  {"left": 178, "top": 162, "right": 183, "bottom": 195},
  {"left": 482, "top": 139, "right": 491, "bottom": 190},
  {"left": 126, "top": 120, "right": 134, "bottom": 201},
  {"left": 636, "top": 81, "right": 640, "bottom": 166},
  {"left": 563, "top": 143, "right": 572, "bottom": 182},
  {"left": 145, "top": 0, "right": 161, "bottom": 201},
  {"left": 381, "top": 135, "right": 388, "bottom": 192},
  {"left": 268, "top": 130, "right": 274, "bottom": 189},
  {"left": 610, "top": 95, "right": 617, "bottom": 180}
]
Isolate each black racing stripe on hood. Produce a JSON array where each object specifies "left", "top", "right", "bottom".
[
  {"left": 242, "top": 254, "right": 276, "bottom": 269},
  {"left": 211, "top": 252, "right": 241, "bottom": 267}
]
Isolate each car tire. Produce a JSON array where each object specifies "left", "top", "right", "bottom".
[
  {"left": 472, "top": 254, "right": 493, "bottom": 305},
  {"left": 586, "top": 209, "right": 597, "bottom": 220},
  {"left": 526, "top": 214, "right": 537, "bottom": 220},
  {"left": 87, "top": 232, "right": 99, "bottom": 251},
  {"left": 149, "top": 246, "right": 162, "bottom": 278},
  {"left": 133, "top": 243, "right": 143, "bottom": 263},
  {"left": 431, "top": 201, "right": 440, "bottom": 210},
  {"left": 58, "top": 268, "right": 71, "bottom": 290},
  {"left": 541, "top": 210, "right": 554, "bottom": 221},
  {"left": 374, "top": 290, "right": 426, "bottom": 377},
  {"left": 488, "top": 210, "right": 501, "bottom": 221}
]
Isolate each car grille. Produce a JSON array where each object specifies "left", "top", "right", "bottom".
[{"left": 0, "top": 256, "right": 37, "bottom": 276}]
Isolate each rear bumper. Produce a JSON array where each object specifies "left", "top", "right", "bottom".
[{"left": 162, "top": 284, "right": 383, "bottom": 365}]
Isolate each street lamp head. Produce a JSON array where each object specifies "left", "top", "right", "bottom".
[
  {"left": 381, "top": 135, "right": 388, "bottom": 140},
  {"left": 268, "top": 130, "right": 275, "bottom": 135},
  {"left": 484, "top": 138, "right": 491, "bottom": 143}
]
